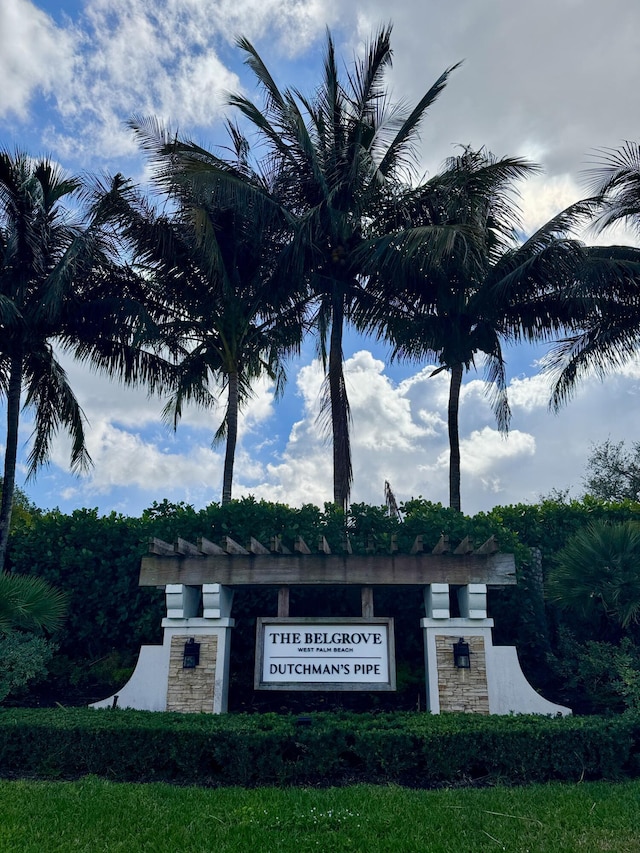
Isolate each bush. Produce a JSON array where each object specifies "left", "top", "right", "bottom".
[
  {"left": 0, "top": 632, "right": 57, "bottom": 703},
  {"left": 0, "top": 708, "right": 639, "bottom": 787}
]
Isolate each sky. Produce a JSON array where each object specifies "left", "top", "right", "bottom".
[{"left": 2, "top": 0, "right": 640, "bottom": 519}]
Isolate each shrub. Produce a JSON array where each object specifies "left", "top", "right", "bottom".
[
  {"left": 0, "top": 708, "right": 639, "bottom": 787},
  {"left": 0, "top": 632, "right": 57, "bottom": 703}
]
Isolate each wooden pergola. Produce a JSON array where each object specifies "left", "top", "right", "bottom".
[{"left": 140, "top": 533, "right": 516, "bottom": 617}]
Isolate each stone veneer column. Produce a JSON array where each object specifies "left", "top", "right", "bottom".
[
  {"left": 434, "top": 633, "right": 489, "bottom": 714},
  {"left": 90, "top": 584, "right": 235, "bottom": 714},
  {"left": 166, "top": 635, "right": 218, "bottom": 713},
  {"left": 420, "top": 582, "right": 570, "bottom": 716}
]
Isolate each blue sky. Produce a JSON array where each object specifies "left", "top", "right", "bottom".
[{"left": 2, "top": 0, "right": 640, "bottom": 517}]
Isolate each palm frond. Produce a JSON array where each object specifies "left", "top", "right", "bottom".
[{"left": 0, "top": 573, "right": 67, "bottom": 634}]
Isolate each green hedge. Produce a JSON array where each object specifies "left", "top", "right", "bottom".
[{"left": 1, "top": 708, "right": 639, "bottom": 788}]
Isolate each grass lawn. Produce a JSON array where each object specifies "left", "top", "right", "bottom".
[{"left": 0, "top": 777, "right": 638, "bottom": 852}]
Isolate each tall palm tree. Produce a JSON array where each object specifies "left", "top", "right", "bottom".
[
  {"left": 0, "top": 150, "right": 168, "bottom": 571},
  {"left": 215, "top": 26, "right": 458, "bottom": 509},
  {"left": 365, "top": 148, "right": 600, "bottom": 511},
  {"left": 544, "top": 142, "right": 640, "bottom": 407},
  {"left": 105, "top": 123, "right": 306, "bottom": 504}
]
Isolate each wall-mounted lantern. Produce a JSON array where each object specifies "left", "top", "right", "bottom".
[
  {"left": 453, "top": 638, "right": 471, "bottom": 669},
  {"left": 183, "top": 638, "right": 200, "bottom": 669}
]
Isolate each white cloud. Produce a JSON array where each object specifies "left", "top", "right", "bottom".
[
  {"left": 3, "top": 0, "right": 340, "bottom": 163},
  {"left": 0, "top": 0, "right": 74, "bottom": 118}
]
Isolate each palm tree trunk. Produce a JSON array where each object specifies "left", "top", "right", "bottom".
[
  {"left": 221, "top": 370, "right": 239, "bottom": 505},
  {"left": 329, "top": 294, "right": 351, "bottom": 510},
  {"left": 0, "top": 355, "right": 23, "bottom": 572},
  {"left": 448, "top": 363, "right": 463, "bottom": 513}
]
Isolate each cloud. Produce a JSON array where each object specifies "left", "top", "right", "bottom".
[
  {"left": 0, "top": 0, "right": 74, "bottom": 119},
  {"left": 3, "top": 0, "right": 340, "bottom": 163}
]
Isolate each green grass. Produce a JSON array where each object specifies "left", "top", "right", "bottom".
[{"left": 0, "top": 779, "right": 639, "bottom": 852}]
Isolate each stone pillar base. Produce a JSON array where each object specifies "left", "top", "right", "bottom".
[
  {"left": 90, "top": 618, "right": 235, "bottom": 714},
  {"left": 421, "top": 618, "right": 570, "bottom": 716}
]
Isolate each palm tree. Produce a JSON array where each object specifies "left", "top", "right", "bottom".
[
  {"left": 105, "top": 123, "right": 306, "bottom": 504},
  {"left": 0, "top": 150, "right": 169, "bottom": 571},
  {"left": 548, "top": 520, "right": 640, "bottom": 632},
  {"left": 0, "top": 572, "right": 66, "bottom": 635},
  {"left": 365, "top": 148, "right": 600, "bottom": 511},
  {"left": 544, "top": 142, "right": 640, "bottom": 407},
  {"left": 216, "top": 26, "right": 458, "bottom": 509}
]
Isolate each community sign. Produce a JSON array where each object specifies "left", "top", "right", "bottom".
[{"left": 255, "top": 617, "right": 396, "bottom": 691}]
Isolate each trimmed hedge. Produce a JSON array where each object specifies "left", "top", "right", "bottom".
[{"left": 1, "top": 708, "right": 639, "bottom": 787}]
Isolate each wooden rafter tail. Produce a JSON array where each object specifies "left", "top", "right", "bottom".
[
  {"left": 454, "top": 536, "right": 474, "bottom": 555},
  {"left": 174, "top": 537, "right": 200, "bottom": 556},
  {"left": 294, "top": 536, "right": 312, "bottom": 554},
  {"left": 389, "top": 534, "right": 398, "bottom": 554},
  {"left": 140, "top": 551, "right": 518, "bottom": 587},
  {"left": 342, "top": 533, "right": 353, "bottom": 555},
  {"left": 222, "top": 536, "right": 249, "bottom": 555},
  {"left": 410, "top": 535, "right": 424, "bottom": 555},
  {"left": 317, "top": 535, "right": 331, "bottom": 554},
  {"left": 431, "top": 534, "right": 450, "bottom": 555},
  {"left": 270, "top": 535, "right": 291, "bottom": 555},
  {"left": 197, "top": 536, "right": 226, "bottom": 556},
  {"left": 249, "top": 537, "right": 270, "bottom": 555},
  {"left": 474, "top": 535, "right": 498, "bottom": 555},
  {"left": 148, "top": 537, "right": 174, "bottom": 555}
]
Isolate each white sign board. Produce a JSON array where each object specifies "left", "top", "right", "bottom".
[{"left": 255, "top": 617, "right": 396, "bottom": 691}]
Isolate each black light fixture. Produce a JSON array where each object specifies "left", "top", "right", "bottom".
[
  {"left": 453, "top": 638, "right": 471, "bottom": 669},
  {"left": 183, "top": 638, "right": 200, "bottom": 669}
]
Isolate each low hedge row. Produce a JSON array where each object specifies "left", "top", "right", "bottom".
[{"left": 0, "top": 708, "right": 639, "bottom": 788}]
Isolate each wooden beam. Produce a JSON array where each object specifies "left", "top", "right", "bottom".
[
  {"left": 270, "top": 535, "right": 291, "bottom": 555},
  {"left": 139, "top": 551, "right": 516, "bottom": 587},
  {"left": 277, "top": 587, "right": 290, "bottom": 617},
  {"left": 317, "top": 536, "right": 331, "bottom": 554},
  {"left": 294, "top": 536, "right": 311, "bottom": 555},
  {"left": 431, "top": 534, "right": 450, "bottom": 555},
  {"left": 454, "top": 536, "right": 474, "bottom": 555},
  {"left": 361, "top": 586, "right": 374, "bottom": 618},
  {"left": 197, "top": 537, "right": 226, "bottom": 556},
  {"left": 410, "top": 535, "right": 424, "bottom": 555},
  {"left": 148, "top": 537, "right": 174, "bottom": 555},
  {"left": 222, "top": 536, "right": 249, "bottom": 555},
  {"left": 249, "top": 537, "right": 270, "bottom": 555},
  {"left": 474, "top": 535, "right": 498, "bottom": 555},
  {"left": 174, "top": 538, "right": 199, "bottom": 556}
]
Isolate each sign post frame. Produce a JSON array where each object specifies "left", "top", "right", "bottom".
[{"left": 254, "top": 616, "right": 396, "bottom": 691}]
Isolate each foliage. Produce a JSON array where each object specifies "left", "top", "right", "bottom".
[
  {"left": 102, "top": 138, "right": 305, "bottom": 505},
  {"left": 584, "top": 438, "right": 640, "bottom": 501},
  {"left": 547, "top": 520, "right": 640, "bottom": 632},
  {"left": 6, "top": 508, "right": 163, "bottom": 666},
  {"left": 6, "top": 494, "right": 640, "bottom": 712},
  {"left": 541, "top": 142, "right": 640, "bottom": 406},
  {"left": 0, "top": 573, "right": 67, "bottom": 635},
  {"left": 550, "top": 632, "right": 640, "bottom": 715},
  {"left": 0, "top": 708, "right": 639, "bottom": 788},
  {"left": 0, "top": 631, "right": 56, "bottom": 703},
  {"left": 0, "top": 150, "right": 170, "bottom": 572},
  {"left": 367, "top": 147, "right": 611, "bottom": 512},
  {"left": 224, "top": 26, "right": 457, "bottom": 508},
  {"left": 0, "top": 479, "right": 39, "bottom": 532}
]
